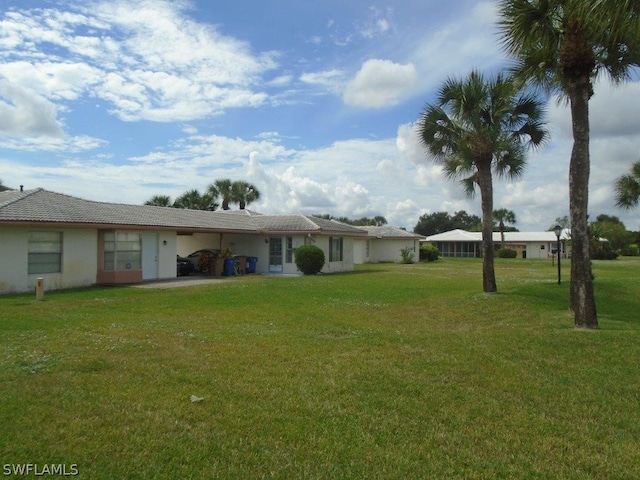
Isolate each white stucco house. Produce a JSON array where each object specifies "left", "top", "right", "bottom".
[
  {"left": 353, "top": 226, "right": 425, "bottom": 263},
  {"left": 0, "top": 188, "right": 367, "bottom": 295},
  {"left": 423, "top": 229, "right": 571, "bottom": 259}
]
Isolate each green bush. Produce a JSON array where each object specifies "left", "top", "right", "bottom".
[
  {"left": 294, "top": 245, "right": 325, "bottom": 275},
  {"left": 497, "top": 248, "right": 517, "bottom": 258},
  {"left": 420, "top": 244, "right": 440, "bottom": 262}
]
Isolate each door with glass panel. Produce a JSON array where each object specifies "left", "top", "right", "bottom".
[{"left": 269, "top": 237, "right": 283, "bottom": 273}]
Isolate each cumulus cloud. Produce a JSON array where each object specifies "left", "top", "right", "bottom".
[
  {"left": 343, "top": 59, "right": 417, "bottom": 108},
  {"left": 0, "top": 80, "right": 64, "bottom": 138},
  {"left": 0, "top": 0, "right": 276, "bottom": 131}
]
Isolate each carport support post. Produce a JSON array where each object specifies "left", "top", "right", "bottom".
[{"left": 35, "top": 277, "right": 44, "bottom": 301}]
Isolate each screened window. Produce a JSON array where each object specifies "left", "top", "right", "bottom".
[
  {"left": 329, "top": 237, "right": 343, "bottom": 262},
  {"left": 28, "top": 232, "right": 62, "bottom": 274},
  {"left": 103, "top": 232, "right": 141, "bottom": 271}
]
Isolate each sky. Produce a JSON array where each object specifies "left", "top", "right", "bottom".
[{"left": 1, "top": 0, "right": 639, "bottom": 232}]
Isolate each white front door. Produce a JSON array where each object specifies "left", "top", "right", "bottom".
[{"left": 142, "top": 233, "right": 159, "bottom": 280}]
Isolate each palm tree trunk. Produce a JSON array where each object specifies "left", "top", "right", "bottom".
[
  {"left": 477, "top": 165, "right": 497, "bottom": 293},
  {"left": 568, "top": 78, "right": 598, "bottom": 328}
]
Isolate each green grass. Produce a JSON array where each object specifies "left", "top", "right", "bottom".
[{"left": 1, "top": 258, "right": 639, "bottom": 479}]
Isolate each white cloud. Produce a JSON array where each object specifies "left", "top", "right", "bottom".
[
  {"left": 343, "top": 59, "right": 417, "bottom": 108},
  {"left": 299, "top": 69, "right": 345, "bottom": 91},
  {"left": 357, "top": 7, "right": 393, "bottom": 39},
  {"left": 0, "top": 80, "right": 64, "bottom": 138},
  {"left": 0, "top": 0, "right": 277, "bottom": 133}
]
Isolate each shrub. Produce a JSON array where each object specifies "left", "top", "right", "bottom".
[
  {"left": 294, "top": 245, "right": 325, "bottom": 275},
  {"left": 400, "top": 247, "right": 415, "bottom": 264},
  {"left": 420, "top": 244, "right": 440, "bottom": 262},
  {"left": 497, "top": 248, "right": 517, "bottom": 258}
]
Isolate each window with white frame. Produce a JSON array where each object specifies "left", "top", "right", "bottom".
[
  {"left": 28, "top": 231, "right": 62, "bottom": 274},
  {"left": 329, "top": 237, "right": 343, "bottom": 262},
  {"left": 103, "top": 232, "right": 142, "bottom": 271}
]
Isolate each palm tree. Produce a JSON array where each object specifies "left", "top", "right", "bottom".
[
  {"left": 493, "top": 208, "right": 517, "bottom": 249},
  {"left": 212, "top": 179, "right": 233, "bottom": 210},
  {"left": 417, "top": 70, "right": 547, "bottom": 293},
  {"left": 232, "top": 181, "right": 261, "bottom": 209},
  {"left": 498, "top": 0, "right": 640, "bottom": 327},
  {"left": 173, "top": 189, "right": 214, "bottom": 210},
  {"left": 615, "top": 161, "right": 640, "bottom": 209},
  {"left": 144, "top": 195, "right": 172, "bottom": 207}
]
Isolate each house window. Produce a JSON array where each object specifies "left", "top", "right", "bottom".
[
  {"left": 104, "top": 232, "right": 142, "bottom": 271},
  {"left": 28, "top": 231, "right": 62, "bottom": 274},
  {"left": 285, "top": 236, "right": 294, "bottom": 263},
  {"left": 329, "top": 237, "right": 343, "bottom": 262}
]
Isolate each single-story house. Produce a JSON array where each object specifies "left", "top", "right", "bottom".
[
  {"left": 353, "top": 226, "right": 425, "bottom": 263},
  {"left": 423, "top": 229, "right": 571, "bottom": 259},
  {"left": 0, "top": 188, "right": 367, "bottom": 295}
]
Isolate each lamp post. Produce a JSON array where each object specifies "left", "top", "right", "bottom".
[{"left": 553, "top": 225, "right": 562, "bottom": 285}]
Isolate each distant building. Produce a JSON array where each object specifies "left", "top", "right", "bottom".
[
  {"left": 423, "top": 229, "right": 571, "bottom": 259},
  {"left": 353, "top": 226, "right": 425, "bottom": 264}
]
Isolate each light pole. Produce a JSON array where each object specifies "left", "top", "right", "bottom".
[{"left": 553, "top": 225, "right": 562, "bottom": 285}]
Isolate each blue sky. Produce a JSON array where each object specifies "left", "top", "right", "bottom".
[{"left": 1, "top": 0, "right": 639, "bottom": 231}]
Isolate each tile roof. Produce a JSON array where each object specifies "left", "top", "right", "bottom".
[
  {"left": 0, "top": 188, "right": 257, "bottom": 231},
  {"left": 206, "top": 209, "right": 367, "bottom": 235},
  {"left": 359, "top": 225, "right": 425, "bottom": 239},
  {"left": 0, "top": 188, "right": 367, "bottom": 236}
]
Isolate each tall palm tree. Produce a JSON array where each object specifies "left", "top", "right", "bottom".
[
  {"left": 498, "top": 0, "right": 640, "bottom": 327},
  {"left": 144, "top": 195, "right": 172, "bottom": 207},
  {"left": 493, "top": 208, "right": 517, "bottom": 249},
  {"left": 417, "top": 70, "right": 547, "bottom": 293},
  {"left": 173, "top": 189, "right": 214, "bottom": 210},
  {"left": 232, "top": 181, "right": 260, "bottom": 209},
  {"left": 615, "top": 161, "right": 640, "bottom": 209},
  {"left": 212, "top": 179, "right": 233, "bottom": 210}
]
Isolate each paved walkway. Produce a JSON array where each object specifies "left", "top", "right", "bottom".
[{"left": 131, "top": 276, "right": 228, "bottom": 289}]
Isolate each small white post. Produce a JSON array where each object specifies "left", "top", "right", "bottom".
[{"left": 35, "top": 277, "right": 44, "bottom": 301}]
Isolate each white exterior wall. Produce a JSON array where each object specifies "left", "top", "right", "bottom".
[
  {"left": 525, "top": 242, "right": 553, "bottom": 259},
  {"left": 0, "top": 226, "right": 97, "bottom": 295},
  {"left": 0, "top": 226, "right": 29, "bottom": 294},
  {"left": 157, "top": 231, "right": 178, "bottom": 279},
  {"left": 370, "top": 239, "right": 419, "bottom": 263},
  {"left": 354, "top": 238, "right": 419, "bottom": 263},
  {"left": 317, "top": 236, "right": 355, "bottom": 273},
  {"left": 353, "top": 239, "right": 368, "bottom": 264}
]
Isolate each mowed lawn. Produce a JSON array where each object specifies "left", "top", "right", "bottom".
[{"left": 1, "top": 258, "right": 639, "bottom": 479}]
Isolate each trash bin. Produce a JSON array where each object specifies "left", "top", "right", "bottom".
[
  {"left": 246, "top": 256, "right": 258, "bottom": 274},
  {"left": 223, "top": 258, "right": 236, "bottom": 276}
]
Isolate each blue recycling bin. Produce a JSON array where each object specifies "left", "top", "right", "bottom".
[
  {"left": 223, "top": 258, "right": 236, "bottom": 276},
  {"left": 246, "top": 256, "right": 258, "bottom": 274}
]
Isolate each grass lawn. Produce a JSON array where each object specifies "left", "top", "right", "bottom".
[{"left": 1, "top": 257, "right": 639, "bottom": 479}]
